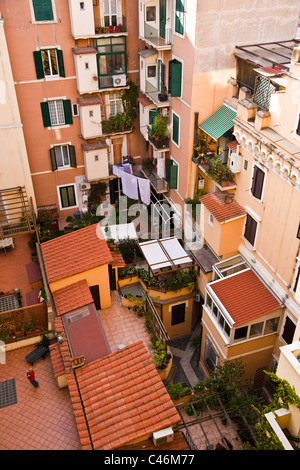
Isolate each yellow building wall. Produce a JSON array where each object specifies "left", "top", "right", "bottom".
[
  {"left": 158, "top": 297, "right": 196, "bottom": 340},
  {"left": 49, "top": 263, "right": 111, "bottom": 309}
]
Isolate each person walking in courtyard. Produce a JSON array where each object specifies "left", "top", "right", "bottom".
[{"left": 27, "top": 368, "right": 39, "bottom": 388}]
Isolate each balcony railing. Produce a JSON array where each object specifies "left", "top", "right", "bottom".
[
  {"left": 141, "top": 168, "right": 169, "bottom": 194},
  {"left": 94, "top": 17, "right": 127, "bottom": 34}
]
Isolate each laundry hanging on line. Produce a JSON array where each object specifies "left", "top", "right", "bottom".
[{"left": 113, "top": 164, "right": 151, "bottom": 205}]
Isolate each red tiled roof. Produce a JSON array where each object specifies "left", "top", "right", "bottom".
[
  {"left": 41, "top": 224, "right": 113, "bottom": 283},
  {"left": 226, "top": 140, "right": 239, "bottom": 152},
  {"left": 67, "top": 341, "right": 180, "bottom": 450},
  {"left": 109, "top": 244, "right": 126, "bottom": 267},
  {"left": 259, "top": 65, "right": 286, "bottom": 76},
  {"left": 200, "top": 192, "right": 246, "bottom": 223},
  {"left": 49, "top": 342, "right": 66, "bottom": 378},
  {"left": 209, "top": 269, "right": 282, "bottom": 326},
  {"left": 52, "top": 279, "right": 93, "bottom": 316}
]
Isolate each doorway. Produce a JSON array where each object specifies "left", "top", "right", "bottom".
[{"left": 89, "top": 285, "right": 101, "bottom": 310}]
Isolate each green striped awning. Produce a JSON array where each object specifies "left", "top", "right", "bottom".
[{"left": 199, "top": 105, "right": 237, "bottom": 140}]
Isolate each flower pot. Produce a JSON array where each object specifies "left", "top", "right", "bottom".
[
  {"left": 26, "top": 329, "right": 41, "bottom": 337},
  {"left": 14, "top": 331, "right": 25, "bottom": 338}
]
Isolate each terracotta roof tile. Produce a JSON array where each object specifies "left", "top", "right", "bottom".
[
  {"left": 226, "top": 140, "right": 239, "bottom": 152},
  {"left": 52, "top": 279, "right": 93, "bottom": 316},
  {"left": 200, "top": 192, "right": 246, "bottom": 223},
  {"left": 67, "top": 341, "right": 180, "bottom": 450},
  {"left": 41, "top": 224, "right": 113, "bottom": 283},
  {"left": 209, "top": 269, "right": 282, "bottom": 326}
]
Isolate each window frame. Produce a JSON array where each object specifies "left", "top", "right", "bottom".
[
  {"left": 243, "top": 212, "right": 258, "bottom": 247},
  {"left": 109, "top": 92, "right": 123, "bottom": 116},
  {"left": 96, "top": 36, "right": 127, "bottom": 88},
  {"left": 50, "top": 144, "right": 77, "bottom": 171},
  {"left": 171, "top": 302, "right": 186, "bottom": 326},
  {"left": 57, "top": 184, "right": 77, "bottom": 210},
  {"left": 33, "top": 48, "right": 65, "bottom": 79},
  {"left": 103, "top": 0, "right": 118, "bottom": 26},
  {"left": 41, "top": 99, "right": 73, "bottom": 128}
]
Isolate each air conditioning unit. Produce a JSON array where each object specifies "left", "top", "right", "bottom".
[
  {"left": 153, "top": 427, "right": 174, "bottom": 446},
  {"left": 198, "top": 178, "right": 205, "bottom": 189},
  {"left": 112, "top": 74, "right": 127, "bottom": 87},
  {"left": 195, "top": 294, "right": 201, "bottom": 302},
  {"left": 80, "top": 182, "right": 91, "bottom": 191},
  {"left": 162, "top": 107, "right": 169, "bottom": 117}
]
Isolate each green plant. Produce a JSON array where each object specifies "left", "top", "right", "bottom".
[
  {"left": 153, "top": 340, "right": 168, "bottom": 368},
  {"left": 167, "top": 382, "right": 190, "bottom": 400},
  {"left": 102, "top": 112, "right": 132, "bottom": 134},
  {"left": 121, "top": 79, "right": 138, "bottom": 119},
  {"left": 149, "top": 114, "right": 169, "bottom": 140}
]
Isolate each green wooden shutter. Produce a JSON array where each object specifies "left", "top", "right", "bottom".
[
  {"left": 166, "top": 159, "right": 178, "bottom": 189},
  {"left": 175, "top": 0, "right": 185, "bottom": 35},
  {"left": 32, "top": 0, "right": 54, "bottom": 21},
  {"left": 33, "top": 51, "right": 45, "bottom": 79},
  {"left": 168, "top": 59, "right": 182, "bottom": 97},
  {"left": 68, "top": 145, "right": 77, "bottom": 168},
  {"left": 49, "top": 148, "right": 57, "bottom": 171},
  {"left": 40, "top": 102, "right": 51, "bottom": 127},
  {"left": 172, "top": 113, "right": 179, "bottom": 145},
  {"left": 63, "top": 100, "right": 73, "bottom": 125},
  {"left": 57, "top": 50, "right": 65, "bottom": 77}
]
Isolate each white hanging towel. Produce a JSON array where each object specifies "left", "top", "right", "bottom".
[
  {"left": 138, "top": 177, "right": 151, "bottom": 205},
  {"left": 121, "top": 171, "right": 139, "bottom": 200},
  {"left": 113, "top": 165, "right": 122, "bottom": 177}
]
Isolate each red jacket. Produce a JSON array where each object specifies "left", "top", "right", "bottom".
[{"left": 27, "top": 370, "right": 35, "bottom": 382}]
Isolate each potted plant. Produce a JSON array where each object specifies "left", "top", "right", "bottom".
[
  {"left": 158, "top": 86, "right": 168, "bottom": 102},
  {"left": 149, "top": 114, "right": 170, "bottom": 147}
]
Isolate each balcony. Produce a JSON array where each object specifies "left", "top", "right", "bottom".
[
  {"left": 141, "top": 167, "right": 169, "bottom": 194},
  {"left": 142, "top": 22, "right": 172, "bottom": 50},
  {"left": 94, "top": 17, "right": 127, "bottom": 35},
  {"left": 139, "top": 1, "right": 172, "bottom": 50},
  {"left": 147, "top": 114, "right": 170, "bottom": 151},
  {"left": 194, "top": 152, "right": 237, "bottom": 191}
]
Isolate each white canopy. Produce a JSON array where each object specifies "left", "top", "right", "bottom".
[
  {"left": 100, "top": 223, "right": 137, "bottom": 241},
  {"left": 138, "top": 237, "right": 192, "bottom": 272}
]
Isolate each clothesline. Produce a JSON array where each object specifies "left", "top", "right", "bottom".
[{"left": 113, "top": 164, "right": 151, "bottom": 205}]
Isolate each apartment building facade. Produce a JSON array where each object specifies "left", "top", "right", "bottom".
[
  {"left": 136, "top": 0, "right": 299, "bottom": 234},
  {"left": 0, "top": 0, "right": 142, "bottom": 227},
  {"left": 198, "top": 41, "right": 300, "bottom": 386},
  {"left": 0, "top": 14, "right": 36, "bottom": 238}
]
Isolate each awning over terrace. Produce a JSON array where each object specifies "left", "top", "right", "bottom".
[
  {"left": 138, "top": 237, "right": 193, "bottom": 275},
  {"left": 199, "top": 104, "right": 237, "bottom": 141}
]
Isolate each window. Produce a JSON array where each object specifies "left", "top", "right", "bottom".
[
  {"left": 147, "top": 65, "right": 156, "bottom": 79},
  {"left": 33, "top": 49, "right": 65, "bottom": 79},
  {"left": 49, "top": 145, "right": 76, "bottom": 171},
  {"left": 243, "top": 159, "right": 248, "bottom": 172},
  {"left": 96, "top": 37, "right": 126, "bottom": 88},
  {"left": 234, "top": 326, "right": 248, "bottom": 342},
  {"left": 146, "top": 6, "right": 156, "bottom": 22},
  {"left": 208, "top": 212, "right": 214, "bottom": 227},
  {"left": 297, "top": 222, "right": 300, "bottom": 239},
  {"left": 168, "top": 59, "right": 182, "bottom": 97},
  {"left": 72, "top": 104, "right": 79, "bottom": 117},
  {"left": 40, "top": 99, "right": 73, "bottom": 127},
  {"left": 175, "top": 0, "right": 185, "bottom": 35},
  {"left": 244, "top": 213, "right": 258, "bottom": 246},
  {"left": 104, "top": 0, "right": 118, "bottom": 26},
  {"left": 204, "top": 339, "right": 217, "bottom": 371},
  {"left": 32, "top": 0, "right": 54, "bottom": 21},
  {"left": 251, "top": 165, "right": 265, "bottom": 199},
  {"left": 249, "top": 321, "right": 263, "bottom": 338},
  {"left": 109, "top": 93, "right": 123, "bottom": 116},
  {"left": 281, "top": 316, "right": 296, "bottom": 344},
  {"left": 171, "top": 303, "right": 185, "bottom": 325},
  {"left": 264, "top": 317, "right": 280, "bottom": 335},
  {"left": 293, "top": 262, "right": 300, "bottom": 294},
  {"left": 80, "top": 2, "right": 85, "bottom": 10},
  {"left": 59, "top": 185, "right": 77, "bottom": 209},
  {"left": 166, "top": 158, "right": 178, "bottom": 189},
  {"left": 172, "top": 112, "right": 180, "bottom": 146}
]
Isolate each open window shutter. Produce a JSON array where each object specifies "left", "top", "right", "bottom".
[
  {"left": 40, "top": 102, "right": 51, "bottom": 127},
  {"left": 166, "top": 159, "right": 178, "bottom": 189},
  {"left": 63, "top": 100, "right": 73, "bottom": 125},
  {"left": 251, "top": 166, "right": 264, "bottom": 199},
  {"left": 244, "top": 214, "right": 257, "bottom": 246},
  {"left": 49, "top": 148, "right": 57, "bottom": 171},
  {"left": 175, "top": 0, "right": 185, "bottom": 35},
  {"left": 57, "top": 50, "right": 65, "bottom": 77},
  {"left": 172, "top": 113, "right": 179, "bottom": 144},
  {"left": 33, "top": 51, "right": 45, "bottom": 79},
  {"left": 168, "top": 60, "right": 182, "bottom": 97},
  {"left": 68, "top": 145, "right": 77, "bottom": 168},
  {"left": 296, "top": 116, "right": 300, "bottom": 136},
  {"left": 32, "top": 0, "right": 54, "bottom": 21}
]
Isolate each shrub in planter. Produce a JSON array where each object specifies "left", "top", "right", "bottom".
[{"left": 167, "top": 382, "right": 190, "bottom": 401}]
